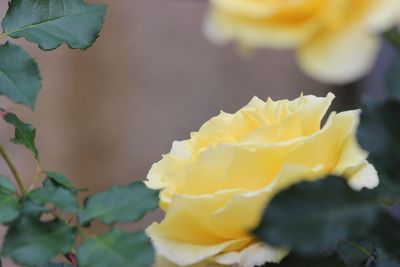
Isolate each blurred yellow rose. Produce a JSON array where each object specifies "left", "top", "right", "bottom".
[
  {"left": 204, "top": 0, "right": 400, "bottom": 84},
  {"left": 145, "top": 93, "right": 378, "bottom": 267}
]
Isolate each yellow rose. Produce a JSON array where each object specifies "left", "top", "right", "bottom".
[
  {"left": 145, "top": 93, "right": 378, "bottom": 267},
  {"left": 204, "top": 0, "right": 400, "bottom": 84}
]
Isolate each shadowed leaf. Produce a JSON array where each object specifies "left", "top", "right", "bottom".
[
  {"left": 253, "top": 176, "right": 381, "bottom": 255},
  {"left": 2, "top": 217, "right": 76, "bottom": 266}
]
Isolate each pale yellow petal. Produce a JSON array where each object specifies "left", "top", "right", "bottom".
[
  {"left": 298, "top": 26, "right": 380, "bottom": 84},
  {"left": 146, "top": 154, "right": 186, "bottom": 190},
  {"left": 285, "top": 110, "right": 360, "bottom": 172},
  {"left": 238, "top": 243, "right": 289, "bottom": 267},
  {"left": 333, "top": 110, "right": 368, "bottom": 175},
  {"left": 147, "top": 223, "right": 251, "bottom": 266},
  {"left": 204, "top": 9, "right": 320, "bottom": 48},
  {"left": 215, "top": 243, "right": 288, "bottom": 267},
  {"left": 294, "top": 93, "right": 335, "bottom": 135},
  {"left": 154, "top": 256, "right": 225, "bottom": 267},
  {"left": 214, "top": 251, "right": 239, "bottom": 265},
  {"left": 210, "top": 163, "right": 325, "bottom": 239},
  {"left": 347, "top": 162, "right": 379, "bottom": 191},
  {"left": 365, "top": 0, "right": 400, "bottom": 32}
]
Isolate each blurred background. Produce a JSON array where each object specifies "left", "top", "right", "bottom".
[{"left": 0, "top": 1, "right": 396, "bottom": 265}]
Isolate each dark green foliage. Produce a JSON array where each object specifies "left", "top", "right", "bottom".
[
  {"left": 2, "top": 217, "right": 77, "bottom": 267},
  {"left": 78, "top": 182, "right": 159, "bottom": 225},
  {"left": 2, "top": 0, "right": 107, "bottom": 51},
  {"left": 3, "top": 112, "right": 39, "bottom": 158},
  {"left": 336, "top": 240, "right": 375, "bottom": 267},
  {"left": 77, "top": 229, "right": 155, "bottom": 267},
  {"left": 0, "top": 43, "right": 40, "bottom": 109},
  {"left": 262, "top": 253, "right": 343, "bottom": 267},
  {"left": 386, "top": 56, "right": 400, "bottom": 100},
  {"left": 375, "top": 175, "right": 400, "bottom": 206},
  {"left": 372, "top": 213, "right": 400, "bottom": 260},
  {"left": 357, "top": 99, "right": 400, "bottom": 178},
  {"left": 253, "top": 176, "right": 381, "bottom": 255}
]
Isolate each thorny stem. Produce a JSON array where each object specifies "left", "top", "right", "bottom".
[{"left": 0, "top": 143, "right": 26, "bottom": 195}]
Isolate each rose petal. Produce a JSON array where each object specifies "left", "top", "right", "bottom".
[
  {"left": 147, "top": 223, "right": 251, "bottom": 266},
  {"left": 348, "top": 162, "right": 379, "bottom": 191},
  {"left": 297, "top": 27, "right": 379, "bottom": 84}
]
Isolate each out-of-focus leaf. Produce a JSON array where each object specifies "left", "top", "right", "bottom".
[
  {"left": 77, "top": 229, "right": 154, "bottom": 267},
  {"left": 376, "top": 175, "right": 400, "bottom": 206},
  {"left": 253, "top": 176, "right": 380, "bottom": 255},
  {"left": 20, "top": 199, "right": 50, "bottom": 218},
  {"left": 372, "top": 213, "right": 400, "bottom": 259},
  {"left": 2, "top": 0, "right": 107, "bottom": 51},
  {"left": 262, "top": 253, "right": 343, "bottom": 267},
  {"left": 2, "top": 217, "right": 76, "bottom": 266},
  {"left": 0, "top": 191, "right": 20, "bottom": 224},
  {"left": 386, "top": 56, "right": 400, "bottom": 100},
  {"left": 377, "top": 259, "right": 400, "bottom": 267},
  {"left": 28, "top": 178, "right": 78, "bottom": 213},
  {"left": 78, "top": 182, "right": 158, "bottom": 225},
  {"left": 357, "top": 99, "right": 400, "bottom": 178},
  {"left": 3, "top": 112, "right": 38, "bottom": 158},
  {"left": 375, "top": 246, "right": 400, "bottom": 267},
  {"left": 0, "top": 175, "right": 16, "bottom": 194},
  {"left": 336, "top": 240, "right": 375, "bottom": 267},
  {"left": 42, "top": 263, "right": 73, "bottom": 267},
  {"left": 0, "top": 43, "right": 41, "bottom": 109},
  {"left": 384, "top": 28, "right": 400, "bottom": 52},
  {"left": 44, "top": 171, "right": 75, "bottom": 191}
]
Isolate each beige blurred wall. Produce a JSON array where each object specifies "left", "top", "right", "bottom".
[{"left": 0, "top": 1, "right": 356, "bottom": 265}]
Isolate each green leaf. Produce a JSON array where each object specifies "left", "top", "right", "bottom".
[
  {"left": 0, "top": 175, "right": 16, "bottom": 194},
  {"left": 77, "top": 229, "right": 154, "bottom": 267},
  {"left": 3, "top": 112, "right": 38, "bottom": 159},
  {"left": 372, "top": 213, "right": 400, "bottom": 259},
  {"left": 386, "top": 56, "right": 400, "bottom": 100},
  {"left": 0, "top": 192, "right": 20, "bottom": 224},
  {"left": 20, "top": 199, "right": 50, "bottom": 218},
  {"left": 78, "top": 182, "right": 158, "bottom": 225},
  {"left": 0, "top": 42, "right": 41, "bottom": 109},
  {"left": 262, "top": 253, "right": 343, "bottom": 267},
  {"left": 376, "top": 175, "right": 400, "bottom": 206},
  {"left": 384, "top": 27, "right": 400, "bottom": 52},
  {"left": 2, "top": 217, "right": 77, "bottom": 267},
  {"left": 376, "top": 259, "right": 400, "bottom": 267},
  {"left": 375, "top": 246, "right": 400, "bottom": 267},
  {"left": 44, "top": 171, "right": 75, "bottom": 191},
  {"left": 2, "top": 0, "right": 107, "bottom": 51},
  {"left": 42, "top": 264, "right": 73, "bottom": 267},
  {"left": 357, "top": 99, "right": 400, "bottom": 178},
  {"left": 336, "top": 240, "right": 375, "bottom": 267},
  {"left": 28, "top": 178, "right": 79, "bottom": 213},
  {"left": 253, "top": 176, "right": 381, "bottom": 255}
]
